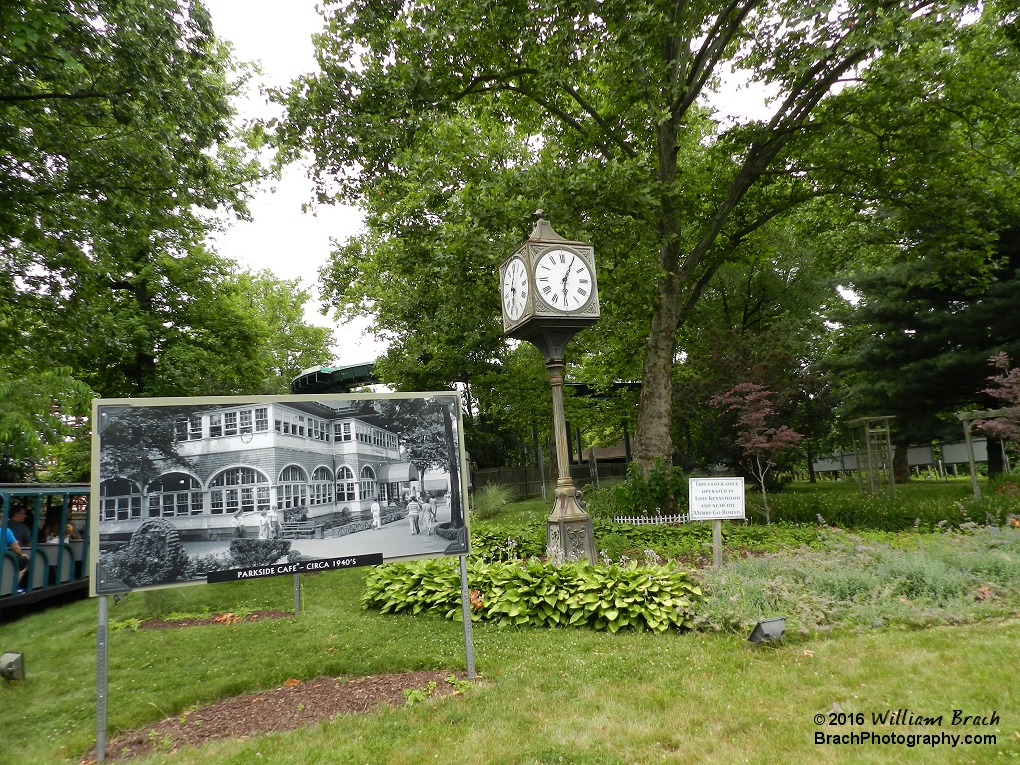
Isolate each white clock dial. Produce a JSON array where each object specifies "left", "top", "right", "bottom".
[
  {"left": 501, "top": 257, "right": 529, "bottom": 322},
  {"left": 533, "top": 248, "right": 593, "bottom": 311}
]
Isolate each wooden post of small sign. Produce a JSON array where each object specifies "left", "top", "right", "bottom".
[
  {"left": 688, "top": 477, "right": 745, "bottom": 568},
  {"left": 712, "top": 520, "right": 722, "bottom": 568}
]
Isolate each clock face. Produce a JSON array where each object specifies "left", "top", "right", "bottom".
[
  {"left": 501, "top": 257, "right": 529, "bottom": 322},
  {"left": 533, "top": 248, "right": 593, "bottom": 311}
]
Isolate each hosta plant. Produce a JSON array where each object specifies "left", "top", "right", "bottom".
[{"left": 361, "top": 558, "right": 703, "bottom": 634}]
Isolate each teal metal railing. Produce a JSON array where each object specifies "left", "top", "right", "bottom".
[{"left": 1, "top": 484, "right": 91, "bottom": 601}]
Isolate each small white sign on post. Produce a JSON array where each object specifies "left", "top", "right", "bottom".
[
  {"left": 689, "top": 477, "right": 745, "bottom": 568},
  {"left": 688, "top": 477, "right": 745, "bottom": 521}
]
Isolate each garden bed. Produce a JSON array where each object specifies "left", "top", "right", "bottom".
[{"left": 81, "top": 670, "right": 467, "bottom": 763}]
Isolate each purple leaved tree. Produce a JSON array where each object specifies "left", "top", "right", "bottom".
[
  {"left": 974, "top": 353, "right": 1020, "bottom": 441},
  {"left": 710, "top": 383, "right": 805, "bottom": 523}
]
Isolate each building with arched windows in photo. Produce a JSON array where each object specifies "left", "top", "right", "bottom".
[{"left": 98, "top": 401, "right": 429, "bottom": 542}]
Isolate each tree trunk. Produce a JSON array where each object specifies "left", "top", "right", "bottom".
[
  {"left": 632, "top": 287, "right": 681, "bottom": 471},
  {"left": 893, "top": 443, "right": 910, "bottom": 483},
  {"left": 631, "top": 117, "right": 683, "bottom": 473},
  {"left": 806, "top": 441, "right": 816, "bottom": 484}
]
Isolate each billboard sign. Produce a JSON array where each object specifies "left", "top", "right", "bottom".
[{"left": 90, "top": 392, "right": 469, "bottom": 595}]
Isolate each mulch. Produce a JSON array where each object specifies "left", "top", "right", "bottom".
[
  {"left": 81, "top": 612, "right": 467, "bottom": 762},
  {"left": 82, "top": 670, "right": 466, "bottom": 762},
  {"left": 134, "top": 610, "right": 292, "bottom": 630}
]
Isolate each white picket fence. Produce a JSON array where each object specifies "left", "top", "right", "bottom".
[{"left": 613, "top": 513, "right": 689, "bottom": 526}]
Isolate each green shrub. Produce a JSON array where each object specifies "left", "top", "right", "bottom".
[
  {"left": 470, "top": 525, "right": 546, "bottom": 561},
  {"left": 751, "top": 482, "right": 1020, "bottom": 530},
  {"left": 584, "top": 460, "right": 687, "bottom": 520},
  {"left": 693, "top": 526, "right": 1020, "bottom": 634},
  {"left": 469, "top": 517, "right": 822, "bottom": 563},
  {"left": 141, "top": 588, "right": 186, "bottom": 619},
  {"left": 472, "top": 483, "right": 514, "bottom": 520},
  {"left": 361, "top": 557, "right": 704, "bottom": 633}
]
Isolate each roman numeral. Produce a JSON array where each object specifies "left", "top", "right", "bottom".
[
  {"left": 551, "top": 293, "right": 559, "bottom": 304},
  {"left": 559, "top": 252, "right": 565, "bottom": 263},
  {"left": 577, "top": 288, "right": 587, "bottom": 296},
  {"left": 539, "top": 276, "right": 548, "bottom": 281},
  {"left": 579, "top": 279, "right": 589, "bottom": 284},
  {"left": 542, "top": 286, "right": 551, "bottom": 294}
]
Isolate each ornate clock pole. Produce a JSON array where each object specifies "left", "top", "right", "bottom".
[{"left": 498, "top": 211, "right": 598, "bottom": 564}]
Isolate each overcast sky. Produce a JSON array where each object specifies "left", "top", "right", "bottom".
[{"left": 201, "top": 1, "right": 776, "bottom": 369}]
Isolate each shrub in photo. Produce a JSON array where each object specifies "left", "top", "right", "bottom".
[
  {"left": 228, "top": 538, "right": 291, "bottom": 569},
  {"left": 112, "top": 518, "right": 191, "bottom": 588}
]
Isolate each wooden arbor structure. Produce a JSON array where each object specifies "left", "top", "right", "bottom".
[
  {"left": 846, "top": 416, "right": 896, "bottom": 498},
  {"left": 955, "top": 408, "right": 1014, "bottom": 499}
]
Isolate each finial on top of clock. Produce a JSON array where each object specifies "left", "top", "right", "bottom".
[{"left": 530, "top": 209, "right": 565, "bottom": 242}]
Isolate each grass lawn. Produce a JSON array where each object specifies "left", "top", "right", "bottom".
[{"left": 2, "top": 480, "right": 1019, "bottom": 764}]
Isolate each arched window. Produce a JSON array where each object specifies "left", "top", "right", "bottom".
[
  {"left": 100, "top": 478, "right": 141, "bottom": 521},
  {"left": 278, "top": 465, "right": 308, "bottom": 511},
  {"left": 147, "top": 473, "right": 203, "bottom": 517},
  {"left": 360, "top": 465, "right": 377, "bottom": 500},
  {"left": 310, "top": 466, "right": 334, "bottom": 506},
  {"left": 209, "top": 467, "right": 269, "bottom": 514},
  {"left": 337, "top": 466, "right": 356, "bottom": 502}
]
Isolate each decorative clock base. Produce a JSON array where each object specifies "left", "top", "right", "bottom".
[{"left": 545, "top": 481, "right": 596, "bottom": 564}]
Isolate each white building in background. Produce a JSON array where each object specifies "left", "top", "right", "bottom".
[{"left": 99, "top": 401, "right": 424, "bottom": 541}]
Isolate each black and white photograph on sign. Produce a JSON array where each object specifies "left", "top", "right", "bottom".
[{"left": 91, "top": 394, "right": 468, "bottom": 594}]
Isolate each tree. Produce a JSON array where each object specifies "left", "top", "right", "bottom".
[
  {"left": 1, "top": 0, "right": 257, "bottom": 261},
  {"left": 274, "top": 0, "right": 993, "bottom": 471},
  {"left": 0, "top": 1, "right": 339, "bottom": 476},
  {"left": 1, "top": 0, "right": 265, "bottom": 397},
  {"left": 830, "top": 229, "right": 1020, "bottom": 469},
  {"left": 668, "top": 213, "right": 842, "bottom": 469},
  {"left": 710, "top": 383, "right": 804, "bottom": 522},
  {"left": 0, "top": 368, "right": 91, "bottom": 482},
  {"left": 975, "top": 353, "right": 1020, "bottom": 442},
  {"left": 98, "top": 407, "right": 194, "bottom": 488}
]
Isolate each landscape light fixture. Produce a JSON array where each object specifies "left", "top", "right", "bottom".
[
  {"left": 748, "top": 618, "right": 786, "bottom": 644},
  {"left": 0, "top": 652, "right": 24, "bottom": 681}
]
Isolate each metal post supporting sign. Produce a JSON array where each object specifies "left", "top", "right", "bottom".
[
  {"left": 94, "top": 562, "right": 130, "bottom": 763},
  {"left": 96, "top": 594, "right": 108, "bottom": 762},
  {"left": 688, "top": 477, "right": 746, "bottom": 567},
  {"left": 459, "top": 555, "right": 477, "bottom": 679}
]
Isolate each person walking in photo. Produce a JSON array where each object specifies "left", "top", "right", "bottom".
[
  {"left": 257, "top": 508, "right": 272, "bottom": 540},
  {"left": 406, "top": 494, "right": 421, "bottom": 535},
  {"left": 371, "top": 499, "right": 381, "bottom": 529},
  {"left": 422, "top": 493, "right": 436, "bottom": 535}
]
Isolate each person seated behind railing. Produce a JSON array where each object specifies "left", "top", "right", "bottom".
[
  {"left": 7, "top": 506, "right": 34, "bottom": 548},
  {"left": 43, "top": 502, "right": 82, "bottom": 543},
  {"left": 43, "top": 519, "right": 81, "bottom": 543},
  {"left": 3, "top": 527, "right": 29, "bottom": 594}
]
